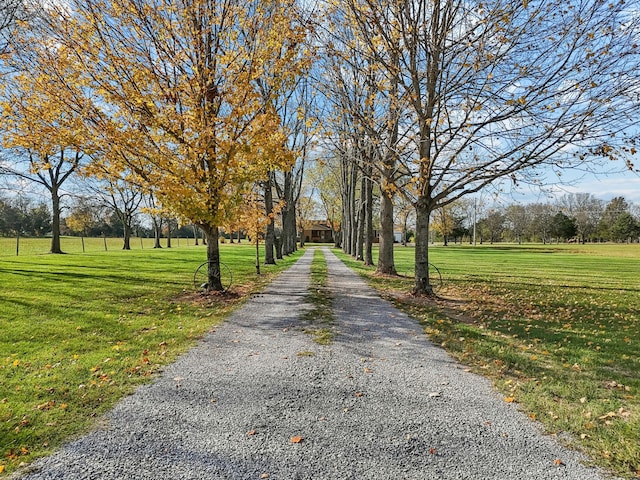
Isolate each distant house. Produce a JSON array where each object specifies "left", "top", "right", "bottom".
[
  {"left": 302, "top": 221, "right": 334, "bottom": 243},
  {"left": 372, "top": 229, "right": 405, "bottom": 243}
]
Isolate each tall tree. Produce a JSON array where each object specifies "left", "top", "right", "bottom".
[
  {"left": 323, "top": 0, "right": 640, "bottom": 294},
  {"left": 504, "top": 204, "right": 528, "bottom": 244},
  {"left": 527, "top": 203, "right": 555, "bottom": 244},
  {"left": 8, "top": 0, "right": 308, "bottom": 289},
  {"left": 480, "top": 209, "right": 505, "bottom": 244},
  {"left": 558, "top": 193, "right": 603, "bottom": 243},
  {"left": 599, "top": 196, "right": 630, "bottom": 240},
  {"left": 0, "top": 67, "right": 85, "bottom": 253},
  {"left": 550, "top": 212, "right": 577, "bottom": 242},
  {"left": 610, "top": 213, "right": 638, "bottom": 243},
  {"left": 321, "top": 4, "right": 405, "bottom": 273},
  {"left": 86, "top": 175, "right": 144, "bottom": 250}
]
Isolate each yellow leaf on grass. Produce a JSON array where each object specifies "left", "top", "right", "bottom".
[
  {"left": 0, "top": 465, "right": 5, "bottom": 473},
  {"left": 504, "top": 397, "right": 516, "bottom": 403}
]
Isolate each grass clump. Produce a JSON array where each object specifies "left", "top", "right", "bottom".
[
  {"left": 335, "top": 244, "right": 640, "bottom": 479},
  {"left": 0, "top": 244, "right": 302, "bottom": 476},
  {"left": 300, "top": 249, "right": 335, "bottom": 345}
]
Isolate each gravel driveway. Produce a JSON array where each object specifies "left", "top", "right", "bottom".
[{"left": 18, "top": 247, "right": 616, "bottom": 479}]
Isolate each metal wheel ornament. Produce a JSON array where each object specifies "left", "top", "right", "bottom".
[
  {"left": 193, "top": 261, "right": 232, "bottom": 292},
  {"left": 428, "top": 262, "right": 443, "bottom": 293}
]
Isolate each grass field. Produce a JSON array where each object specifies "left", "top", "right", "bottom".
[
  {"left": 0, "top": 242, "right": 303, "bottom": 476},
  {"left": 337, "top": 243, "right": 640, "bottom": 479},
  {"left": 300, "top": 248, "right": 335, "bottom": 346},
  {"left": 0, "top": 235, "right": 201, "bottom": 257}
]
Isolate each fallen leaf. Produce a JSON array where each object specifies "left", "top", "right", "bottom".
[
  {"left": 554, "top": 459, "right": 565, "bottom": 466},
  {"left": 429, "top": 447, "right": 437, "bottom": 455},
  {"left": 355, "top": 391, "right": 364, "bottom": 397},
  {"left": 618, "top": 407, "right": 631, "bottom": 419},
  {"left": 504, "top": 397, "right": 516, "bottom": 403},
  {"left": 247, "top": 430, "right": 257, "bottom": 436},
  {"left": 0, "top": 465, "right": 5, "bottom": 473},
  {"left": 290, "top": 436, "right": 304, "bottom": 444},
  {"left": 363, "top": 367, "right": 373, "bottom": 373},
  {"left": 599, "top": 411, "right": 617, "bottom": 420},
  {"left": 260, "top": 474, "right": 269, "bottom": 479}
]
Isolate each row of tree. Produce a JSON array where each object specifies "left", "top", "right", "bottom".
[
  {"left": 1, "top": 0, "right": 640, "bottom": 294},
  {"left": 306, "top": 0, "right": 640, "bottom": 293},
  {"left": 0, "top": 0, "right": 315, "bottom": 289},
  {"left": 431, "top": 195, "right": 640, "bottom": 245}
]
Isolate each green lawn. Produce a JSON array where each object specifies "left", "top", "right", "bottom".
[
  {"left": 0, "top": 243, "right": 302, "bottom": 476},
  {"left": 300, "top": 248, "right": 335, "bottom": 345},
  {"left": 0, "top": 236, "right": 201, "bottom": 256},
  {"left": 337, "top": 243, "right": 640, "bottom": 479}
]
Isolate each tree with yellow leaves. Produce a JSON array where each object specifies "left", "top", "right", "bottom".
[
  {"left": 0, "top": 67, "right": 87, "bottom": 254},
  {"left": 7, "top": 0, "right": 308, "bottom": 289},
  {"left": 239, "top": 184, "right": 284, "bottom": 274}
]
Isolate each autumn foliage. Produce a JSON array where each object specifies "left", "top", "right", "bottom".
[{"left": 5, "top": 0, "right": 308, "bottom": 288}]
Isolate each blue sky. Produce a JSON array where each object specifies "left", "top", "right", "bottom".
[{"left": 497, "top": 157, "right": 640, "bottom": 206}]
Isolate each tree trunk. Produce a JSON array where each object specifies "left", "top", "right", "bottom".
[
  {"left": 202, "top": 224, "right": 223, "bottom": 291},
  {"left": 122, "top": 221, "right": 131, "bottom": 250},
  {"left": 281, "top": 203, "right": 295, "bottom": 255},
  {"left": 364, "top": 174, "right": 374, "bottom": 266},
  {"left": 341, "top": 153, "right": 354, "bottom": 255},
  {"left": 49, "top": 186, "right": 63, "bottom": 254},
  {"left": 377, "top": 191, "right": 396, "bottom": 274},
  {"left": 153, "top": 218, "right": 162, "bottom": 248},
  {"left": 349, "top": 165, "right": 358, "bottom": 256},
  {"left": 280, "top": 171, "right": 296, "bottom": 255},
  {"left": 275, "top": 236, "right": 283, "bottom": 259},
  {"left": 355, "top": 189, "right": 365, "bottom": 261},
  {"left": 264, "top": 176, "right": 276, "bottom": 264},
  {"left": 413, "top": 199, "right": 433, "bottom": 295}
]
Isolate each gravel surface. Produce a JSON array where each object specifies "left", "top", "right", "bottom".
[{"left": 18, "top": 247, "right": 617, "bottom": 479}]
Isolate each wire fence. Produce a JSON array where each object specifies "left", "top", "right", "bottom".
[{"left": 0, "top": 236, "right": 206, "bottom": 256}]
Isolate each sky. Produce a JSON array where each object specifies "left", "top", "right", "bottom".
[{"left": 491, "top": 159, "right": 640, "bottom": 207}]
